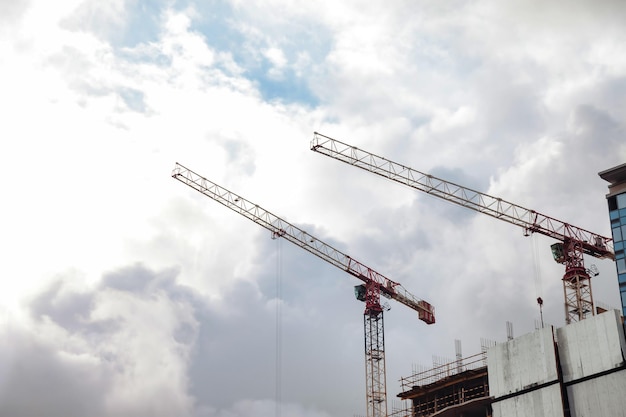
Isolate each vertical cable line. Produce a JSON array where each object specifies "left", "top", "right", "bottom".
[
  {"left": 532, "top": 234, "right": 543, "bottom": 297},
  {"left": 531, "top": 234, "right": 545, "bottom": 327},
  {"left": 275, "top": 238, "right": 283, "bottom": 417}
]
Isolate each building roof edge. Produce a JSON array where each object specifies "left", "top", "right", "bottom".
[{"left": 599, "top": 162, "right": 626, "bottom": 185}]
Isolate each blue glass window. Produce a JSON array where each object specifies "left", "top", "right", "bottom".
[
  {"left": 617, "top": 193, "right": 626, "bottom": 209},
  {"left": 607, "top": 193, "right": 626, "bottom": 316}
]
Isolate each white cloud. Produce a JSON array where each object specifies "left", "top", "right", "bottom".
[
  {"left": 60, "top": 0, "right": 128, "bottom": 40},
  {"left": 1, "top": 1, "right": 626, "bottom": 416},
  {"left": 0, "top": 264, "right": 198, "bottom": 417},
  {"left": 428, "top": 105, "right": 476, "bottom": 134},
  {"left": 263, "top": 46, "right": 288, "bottom": 79},
  {"left": 196, "top": 399, "right": 333, "bottom": 417}
]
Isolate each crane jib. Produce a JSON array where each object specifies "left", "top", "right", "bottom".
[
  {"left": 172, "top": 162, "right": 434, "bottom": 318},
  {"left": 310, "top": 134, "right": 614, "bottom": 260}
]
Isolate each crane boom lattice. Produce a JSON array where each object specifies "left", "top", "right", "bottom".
[{"left": 310, "top": 132, "right": 614, "bottom": 324}]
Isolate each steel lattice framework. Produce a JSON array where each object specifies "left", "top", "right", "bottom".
[
  {"left": 310, "top": 132, "right": 615, "bottom": 324},
  {"left": 172, "top": 162, "right": 434, "bottom": 417},
  {"left": 364, "top": 311, "right": 386, "bottom": 417}
]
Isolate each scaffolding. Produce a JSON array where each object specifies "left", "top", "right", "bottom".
[{"left": 396, "top": 351, "right": 493, "bottom": 417}]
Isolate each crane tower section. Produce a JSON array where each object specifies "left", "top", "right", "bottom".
[{"left": 310, "top": 133, "right": 614, "bottom": 324}]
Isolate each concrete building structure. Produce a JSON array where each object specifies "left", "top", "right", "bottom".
[
  {"left": 556, "top": 310, "right": 626, "bottom": 416},
  {"left": 489, "top": 310, "right": 626, "bottom": 417},
  {"left": 599, "top": 163, "right": 626, "bottom": 318},
  {"left": 395, "top": 351, "right": 491, "bottom": 417},
  {"left": 397, "top": 310, "right": 626, "bottom": 417}
]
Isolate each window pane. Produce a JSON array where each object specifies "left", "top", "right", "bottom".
[
  {"left": 620, "top": 208, "right": 626, "bottom": 217},
  {"left": 622, "top": 224, "right": 626, "bottom": 241},
  {"left": 618, "top": 259, "right": 626, "bottom": 274},
  {"left": 614, "top": 227, "right": 623, "bottom": 242},
  {"left": 616, "top": 250, "right": 625, "bottom": 260},
  {"left": 609, "top": 195, "right": 618, "bottom": 211},
  {"left": 616, "top": 241, "right": 624, "bottom": 251},
  {"left": 621, "top": 290, "right": 626, "bottom": 308},
  {"left": 617, "top": 193, "right": 626, "bottom": 209},
  {"left": 619, "top": 273, "right": 626, "bottom": 285}
]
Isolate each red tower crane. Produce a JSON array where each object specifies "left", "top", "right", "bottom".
[
  {"left": 310, "top": 132, "right": 615, "bottom": 325},
  {"left": 172, "top": 162, "right": 434, "bottom": 417}
]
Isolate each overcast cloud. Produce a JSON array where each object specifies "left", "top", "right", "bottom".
[{"left": 1, "top": 1, "right": 626, "bottom": 416}]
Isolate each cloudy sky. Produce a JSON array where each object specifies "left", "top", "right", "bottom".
[{"left": 2, "top": 1, "right": 626, "bottom": 416}]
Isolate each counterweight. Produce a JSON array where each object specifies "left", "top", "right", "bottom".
[
  {"left": 310, "top": 132, "right": 614, "bottom": 324},
  {"left": 172, "top": 162, "right": 434, "bottom": 417}
]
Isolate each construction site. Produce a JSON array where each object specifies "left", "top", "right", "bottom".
[
  {"left": 173, "top": 135, "right": 626, "bottom": 417},
  {"left": 389, "top": 308, "right": 626, "bottom": 417}
]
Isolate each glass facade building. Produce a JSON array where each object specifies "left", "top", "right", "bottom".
[{"left": 599, "top": 163, "right": 626, "bottom": 318}]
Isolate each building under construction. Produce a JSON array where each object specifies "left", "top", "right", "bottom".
[
  {"left": 395, "top": 349, "right": 491, "bottom": 417},
  {"left": 392, "top": 309, "right": 626, "bottom": 417}
]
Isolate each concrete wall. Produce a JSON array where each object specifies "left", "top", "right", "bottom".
[
  {"left": 487, "top": 310, "right": 626, "bottom": 417},
  {"left": 487, "top": 326, "right": 559, "bottom": 397},
  {"left": 491, "top": 385, "right": 563, "bottom": 417},
  {"left": 557, "top": 310, "right": 626, "bottom": 417},
  {"left": 566, "top": 369, "right": 626, "bottom": 417},
  {"left": 556, "top": 309, "right": 626, "bottom": 382}
]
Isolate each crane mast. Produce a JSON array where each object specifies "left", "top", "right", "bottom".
[
  {"left": 310, "top": 133, "right": 615, "bottom": 324},
  {"left": 172, "top": 162, "right": 434, "bottom": 417}
]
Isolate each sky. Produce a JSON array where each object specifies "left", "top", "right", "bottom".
[{"left": 1, "top": 1, "right": 626, "bottom": 416}]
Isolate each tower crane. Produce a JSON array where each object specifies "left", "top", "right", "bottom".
[
  {"left": 310, "top": 132, "right": 615, "bottom": 325},
  {"left": 172, "top": 162, "right": 435, "bottom": 417}
]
